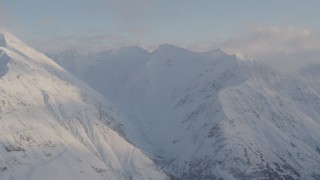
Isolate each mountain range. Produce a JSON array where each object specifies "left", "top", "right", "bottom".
[{"left": 1, "top": 31, "right": 320, "bottom": 179}]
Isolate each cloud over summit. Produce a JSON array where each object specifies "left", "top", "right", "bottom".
[{"left": 190, "top": 26, "right": 320, "bottom": 72}]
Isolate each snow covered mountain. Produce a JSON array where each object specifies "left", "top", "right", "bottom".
[
  {"left": 0, "top": 31, "right": 168, "bottom": 180},
  {"left": 51, "top": 44, "right": 320, "bottom": 179}
]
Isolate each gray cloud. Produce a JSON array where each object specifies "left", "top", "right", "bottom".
[
  {"left": 88, "top": 0, "right": 153, "bottom": 23},
  {"left": 189, "top": 26, "right": 320, "bottom": 72},
  {"left": 28, "top": 0, "right": 157, "bottom": 53},
  {"left": 95, "top": 0, "right": 152, "bottom": 20},
  {"left": 86, "top": 0, "right": 154, "bottom": 43}
]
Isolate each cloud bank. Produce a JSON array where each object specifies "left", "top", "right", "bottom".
[
  {"left": 190, "top": 26, "right": 320, "bottom": 72},
  {"left": 27, "top": 25, "right": 320, "bottom": 73},
  {"left": 27, "top": 32, "right": 128, "bottom": 53}
]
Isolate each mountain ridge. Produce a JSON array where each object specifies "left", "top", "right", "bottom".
[
  {"left": 50, "top": 44, "right": 320, "bottom": 179},
  {"left": 2, "top": 30, "right": 320, "bottom": 179},
  {"left": 0, "top": 32, "right": 169, "bottom": 180}
]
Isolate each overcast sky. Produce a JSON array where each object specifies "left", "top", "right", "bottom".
[{"left": 1, "top": 0, "right": 320, "bottom": 71}]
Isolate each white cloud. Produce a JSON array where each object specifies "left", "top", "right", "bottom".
[
  {"left": 189, "top": 26, "right": 320, "bottom": 72},
  {"left": 221, "top": 26, "right": 319, "bottom": 54},
  {"left": 86, "top": 0, "right": 154, "bottom": 43}
]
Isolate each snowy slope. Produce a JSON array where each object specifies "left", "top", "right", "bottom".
[
  {"left": 52, "top": 44, "right": 320, "bottom": 179},
  {"left": 300, "top": 63, "right": 320, "bottom": 95},
  {"left": 0, "top": 31, "right": 168, "bottom": 180}
]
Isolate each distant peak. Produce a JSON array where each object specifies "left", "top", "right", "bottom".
[
  {"left": 0, "top": 30, "right": 22, "bottom": 48},
  {"left": 159, "top": 43, "right": 175, "bottom": 48},
  {"left": 204, "top": 48, "right": 227, "bottom": 56},
  {"left": 157, "top": 44, "right": 182, "bottom": 50},
  {"left": 112, "top": 45, "right": 149, "bottom": 54},
  {"left": 234, "top": 52, "right": 255, "bottom": 61},
  {"left": 208, "top": 48, "right": 224, "bottom": 54},
  {"left": 152, "top": 44, "right": 189, "bottom": 55}
]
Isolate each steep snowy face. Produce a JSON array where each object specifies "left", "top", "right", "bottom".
[
  {"left": 0, "top": 48, "right": 10, "bottom": 78},
  {"left": 79, "top": 46, "right": 151, "bottom": 104},
  {"left": 46, "top": 50, "right": 100, "bottom": 79},
  {"left": 300, "top": 63, "right": 320, "bottom": 94},
  {"left": 0, "top": 33, "right": 7, "bottom": 47},
  {"left": 301, "top": 63, "right": 320, "bottom": 77},
  {"left": 53, "top": 45, "right": 320, "bottom": 180},
  {"left": 0, "top": 33, "right": 167, "bottom": 180},
  {"left": 214, "top": 61, "right": 320, "bottom": 179}
]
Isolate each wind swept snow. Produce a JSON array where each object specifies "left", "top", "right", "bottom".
[{"left": 0, "top": 32, "right": 168, "bottom": 180}]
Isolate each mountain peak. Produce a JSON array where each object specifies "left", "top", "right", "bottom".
[
  {"left": 206, "top": 48, "right": 225, "bottom": 54},
  {"left": 152, "top": 44, "right": 190, "bottom": 56},
  {"left": 234, "top": 52, "right": 255, "bottom": 61},
  {"left": 203, "top": 48, "right": 228, "bottom": 58},
  {"left": 111, "top": 45, "right": 148, "bottom": 54},
  {"left": 157, "top": 43, "right": 183, "bottom": 51},
  {"left": 0, "top": 30, "right": 18, "bottom": 47},
  {"left": 0, "top": 31, "right": 65, "bottom": 72}
]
